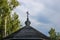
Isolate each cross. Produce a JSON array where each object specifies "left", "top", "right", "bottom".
[{"left": 26, "top": 11, "right": 29, "bottom": 18}]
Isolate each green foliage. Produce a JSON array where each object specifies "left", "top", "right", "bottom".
[
  {"left": 11, "top": 13, "right": 20, "bottom": 32},
  {"left": 56, "top": 32, "right": 60, "bottom": 40},
  {"left": 49, "top": 28, "right": 60, "bottom": 40},
  {"left": 0, "top": 0, "right": 20, "bottom": 39},
  {"left": 49, "top": 28, "right": 56, "bottom": 40},
  {"left": 11, "top": 0, "right": 19, "bottom": 8}
]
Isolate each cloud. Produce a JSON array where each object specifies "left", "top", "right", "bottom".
[
  {"left": 14, "top": 0, "right": 60, "bottom": 36},
  {"left": 17, "top": 0, "right": 45, "bottom": 16}
]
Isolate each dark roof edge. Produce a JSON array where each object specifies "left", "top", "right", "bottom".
[
  {"left": 4, "top": 26, "right": 50, "bottom": 39},
  {"left": 29, "top": 26, "right": 50, "bottom": 39}
]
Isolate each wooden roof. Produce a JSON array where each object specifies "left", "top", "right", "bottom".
[{"left": 4, "top": 26, "right": 50, "bottom": 40}]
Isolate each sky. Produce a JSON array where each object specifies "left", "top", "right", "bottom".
[{"left": 13, "top": 0, "right": 60, "bottom": 36}]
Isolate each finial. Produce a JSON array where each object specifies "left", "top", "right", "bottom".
[
  {"left": 25, "top": 11, "right": 31, "bottom": 26},
  {"left": 26, "top": 11, "right": 29, "bottom": 18}
]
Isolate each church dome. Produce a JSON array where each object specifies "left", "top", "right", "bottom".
[{"left": 25, "top": 18, "right": 31, "bottom": 26}]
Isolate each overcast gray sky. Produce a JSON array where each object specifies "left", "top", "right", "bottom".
[{"left": 13, "top": 0, "right": 60, "bottom": 36}]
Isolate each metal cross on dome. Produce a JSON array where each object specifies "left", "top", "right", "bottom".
[{"left": 26, "top": 11, "right": 29, "bottom": 18}]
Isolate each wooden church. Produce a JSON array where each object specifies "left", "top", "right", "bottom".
[{"left": 4, "top": 12, "right": 50, "bottom": 40}]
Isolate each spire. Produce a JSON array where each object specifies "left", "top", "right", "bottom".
[
  {"left": 25, "top": 11, "right": 31, "bottom": 26},
  {"left": 26, "top": 11, "right": 29, "bottom": 21},
  {"left": 27, "top": 11, "right": 29, "bottom": 18}
]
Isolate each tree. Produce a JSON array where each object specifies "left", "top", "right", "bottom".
[
  {"left": 49, "top": 28, "right": 60, "bottom": 40},
  {"left": 0, "top": 15, "right": 3, "bottom": 39},
  {"left": 0, "top": 0, "right": 20, "bottom": 39},
  {"left": 56, "top": 32, "right": 60, "bottom": 40},
  {"left": 6, "top": 15, "right": 12, "bottom": 35},
  {"left": 11, "top": 12, "right": 20, "bottom": 33},
  {"left": 49, "top": 28, "right": 56, "bottom": 40}
]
